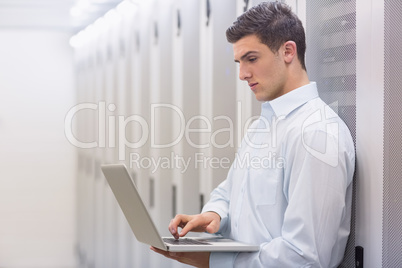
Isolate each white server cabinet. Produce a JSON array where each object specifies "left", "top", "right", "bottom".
[
  {"left": 171, "top": 0, "right": 185, "bottom": 220},
  {"left": 355, "top": 0, "right": 402, "bottom": 267},
  {"left": 93, "top": 20, "right": 109, "bottom": 268},
  {"left": 96, "top": 23, "right": 116, "bottom": 268},
  {"left": 128, "top": 33, "right": 145, "bottom": 268},
  {"left": 102, "top": 17, "right": 120, "bottom": 267},
  {"left": 80, "top": 54, "right": 93, "bottom": 268},
  {"left": 198, "top": 0, "right": 214, "bottom": 207},
  {"left": 107, "top": 13, "right": 136, "bottom": 267},
  {"left": 91, "top": 27, "right": 105, "bottom": 268},
  {"left": 148, "top": 1, "right": 175, "bottom": 267},
  {"left": 148, "top": 0, "right": 174, "bottom": 233},
  {"left": 148, "top": 6, "right": 162, "bottom": 229},
  {"left": 127, "top": 17, "right": 148, "bottom": 268},
  {"left": 171, "top": 0, "right": 201, "bottom": 218},
  {"left": 118, "top": 4, "right": 142, "bottom": 268},
  {"left": 198, "top": 0, "right": 237, "bottom": 207},
  {"left": 75, "top": 37, "right": 97, "bottom": 268},
  {"left": 114, "top": 13, "right": 133, "bottom": 268},
  {"left": 129, "top": 3, "right": 154, "bottom": 267},
  {"left": 85, "top": 33, "right": 97, "bottom": 268},
  {"left": 92, "top": 25, "right": 103, "bottom": 268},
  {"left": 75, "top": 51, "right": 87, "bottom": 268}
]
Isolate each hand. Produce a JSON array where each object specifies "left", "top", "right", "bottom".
[
  {"left": 150, "top": 246, "right": 210, "bottom": 268},
  {"left": 169, "top": 212, "right": 221, "bottom": 239}
]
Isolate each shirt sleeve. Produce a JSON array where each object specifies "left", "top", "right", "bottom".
[
  {"left": 201, "top": 165, "right": 235, "bottom": 234},
  {"left": 212, "top": 127, "right": 354, "bottom": 268}
]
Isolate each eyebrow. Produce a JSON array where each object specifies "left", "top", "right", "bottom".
[{"left": 234, "top": 51, "right": 258, "bottom": 63}]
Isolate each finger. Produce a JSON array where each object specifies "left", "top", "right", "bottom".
[
  {"left": 169, "top": 214, "right": 192, "bottom": 239},
  {"left": 169, "top": 214, "right": 188, "bottom": 231},
  {"left": 168, "top": 219, "right": 179, "bottom": 239},
  {"left": 205, "top": 219, "right": 220, "bottom": 234},
  {"left": 179, "top": 218, "right": 200, "bottom": 237}
]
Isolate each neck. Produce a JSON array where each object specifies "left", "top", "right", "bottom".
[{"left": 283, "top": 65, "right": 310, "bottom": 94}]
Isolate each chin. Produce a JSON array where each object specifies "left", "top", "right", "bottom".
[{"left": 254, "top": 94, "right": 269, "bottom": 102}]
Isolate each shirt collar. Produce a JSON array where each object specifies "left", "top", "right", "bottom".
[{"left": 261, "top": 82, "right": 319, "bottom": 119}]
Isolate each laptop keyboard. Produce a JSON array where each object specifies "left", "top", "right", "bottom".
[{"left": 163, "top": 238, "right": 211, "bottom": 245}]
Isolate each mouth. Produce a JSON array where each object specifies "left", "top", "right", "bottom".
[{"left": 248, "top": 82, "right": 258, "bottom": 91}]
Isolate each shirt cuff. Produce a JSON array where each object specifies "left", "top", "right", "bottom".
[{"left": 209, "top": 252, "right": 238, "bottom": 268}]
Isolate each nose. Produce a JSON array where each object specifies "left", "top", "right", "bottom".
[{"left": 239, "top": 63, "right": 251, "bottom": 81}]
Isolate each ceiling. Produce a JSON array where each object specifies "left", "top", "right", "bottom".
[{"left": 0, "top": 0, "right": 123, "bottom": 33}]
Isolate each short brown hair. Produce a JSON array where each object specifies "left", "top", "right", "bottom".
[{"left": 226, "top": 1, "right": 306, "bottom": 70}]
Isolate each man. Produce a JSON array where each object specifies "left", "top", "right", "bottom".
[{"left": 152, "top": 2, "right": 355, "bottom": 267}]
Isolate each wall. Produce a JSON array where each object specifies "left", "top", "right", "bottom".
[{"left": 0, "top": 30, "right": 76, "bottom": 267}]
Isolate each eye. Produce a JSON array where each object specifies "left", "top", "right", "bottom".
[{"left": 249, "top": 57, "right": 257, "bottom": 62}]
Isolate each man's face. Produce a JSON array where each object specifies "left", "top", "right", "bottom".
[{"left": 233, "top": 34, "right": 287, "bottom": 102}]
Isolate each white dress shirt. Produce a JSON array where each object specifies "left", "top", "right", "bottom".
[{"left": 202, "top": 82, "right": 355, "bottom": 267}]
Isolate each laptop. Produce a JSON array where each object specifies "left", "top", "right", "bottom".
[{"left": 100, "top": 164, "right": 259, "bottom": 252}]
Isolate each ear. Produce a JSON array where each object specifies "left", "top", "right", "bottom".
[{"left": 282, "top": 41, "right": 297, "bottom": 64}]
